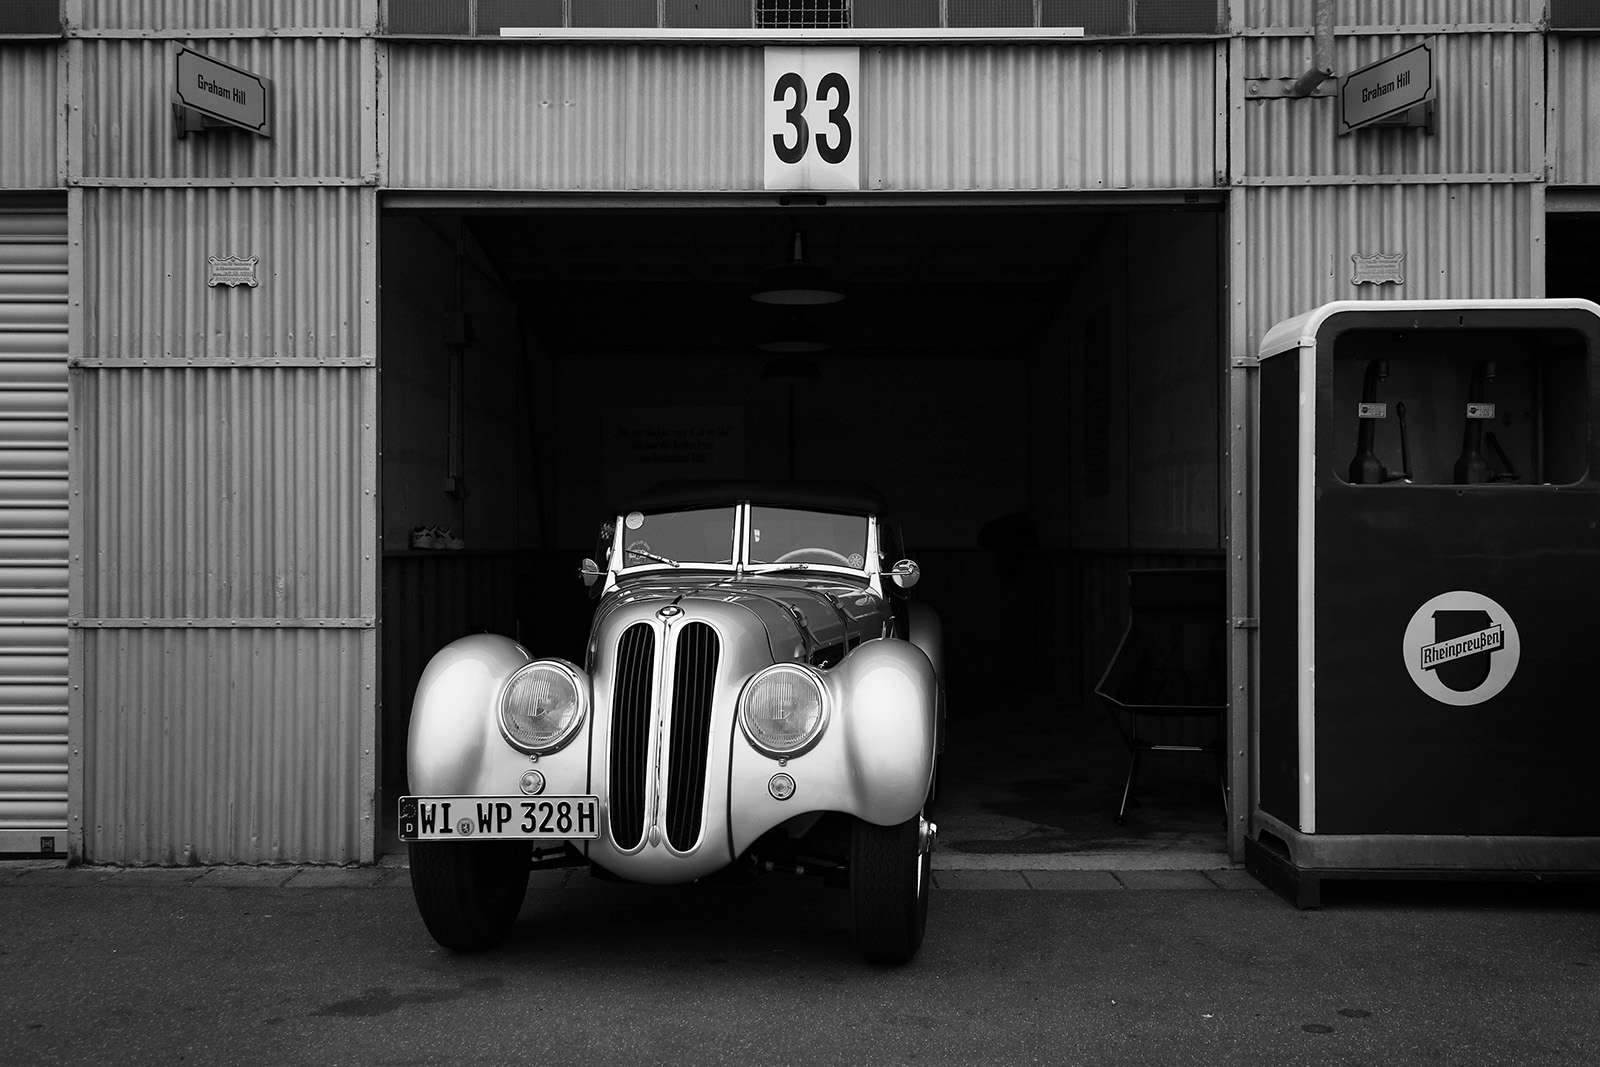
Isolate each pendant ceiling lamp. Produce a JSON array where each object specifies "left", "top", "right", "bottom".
[
  {"left": 761, "top": 355, "right": 822, "bottom": 381},
  {"left": 758, "top": 311, "right": 832, "bottom": 353},
  {"left": 751, "top": 231, "right": 844, "bottom": 306}
]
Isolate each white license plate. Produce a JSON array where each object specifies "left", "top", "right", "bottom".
[{"left": 399, "top": 795, "right": 600, "bottom": 841}]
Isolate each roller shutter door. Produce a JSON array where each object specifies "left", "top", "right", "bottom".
[{"left": 0, "top": 212, "right": 68, "bottom": 855}]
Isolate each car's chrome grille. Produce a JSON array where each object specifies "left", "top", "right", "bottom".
[
  {"left": 608, "top": 623, "right": 655, "bottom": 851},
  {"left": 665, "top": 622, "right": 720, "bottom": 851}
]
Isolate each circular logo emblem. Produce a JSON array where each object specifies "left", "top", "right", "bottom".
[
  {"left": 457, "top": 818, "right": 475, "bottom": 836},
  {"left": 657, "top": 604, "right": 683, "bottom": 620},
  {"left": 1402, "top": 590, "right": 1520, "bottom": 706}
]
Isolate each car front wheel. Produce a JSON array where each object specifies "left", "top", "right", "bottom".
[
  {"left": 408, "top": 840, "right": 531, "bottom": 952},
  {"left": 850, "top": 813, "right": 933, "bottom": 965}
]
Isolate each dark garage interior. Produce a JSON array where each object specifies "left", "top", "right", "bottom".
[{"left": 376, "top": 202, "right": 1229, "bottom": 857}]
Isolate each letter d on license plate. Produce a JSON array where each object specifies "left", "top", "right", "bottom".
[{"left": 399, "top": 795, "right": 600, "bottom": 841}]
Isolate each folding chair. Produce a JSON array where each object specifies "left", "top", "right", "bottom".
[{"left": 1094, "top": 568, "right": 1228, "bottom": 826}]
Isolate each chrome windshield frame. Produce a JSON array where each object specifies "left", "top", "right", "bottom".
[{"left": 605, "top": 503, "right": 882, "bottom": 588}]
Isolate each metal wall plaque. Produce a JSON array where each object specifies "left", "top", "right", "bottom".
[
  {"left": 208, "top": 255, "right": 260, "bottom": 288},
  {"left": 1351, "top": 252, "right": 1404, "bottom": 286}
]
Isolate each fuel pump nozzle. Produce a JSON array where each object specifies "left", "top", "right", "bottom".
[
  {"left": 1485, "top": 432, "right": 1521, "bottom": 482},
  {"left": 1454, "top": 361, "right": 1517, "bottom": 484},
  {"left": 1348, "top": 360, "right": 1411, "bottom": 484},
  {"left": 1395, "top": 400, "right": 1411, "bottom": 482}
]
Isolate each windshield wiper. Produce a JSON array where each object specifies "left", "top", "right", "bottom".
[{"left": 628, "top": 548, "right": 680, "bottom": 567}]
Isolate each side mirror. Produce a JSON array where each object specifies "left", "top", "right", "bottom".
[
  {"left": 579, "top": 558, "right": 603, "bottom": 588},
  {"left": 889, "top": 559, "right": 920, "bottom": 590}
]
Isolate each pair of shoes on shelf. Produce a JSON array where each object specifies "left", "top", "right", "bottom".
[{"left": 409, "top": 525, "right": 465, "bottom": 551}]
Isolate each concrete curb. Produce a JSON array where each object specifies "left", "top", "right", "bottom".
[
  {"left": 933, "top": 848, "right": 1238, "bottom": 872},
  {"left": 3, "top": 856, "right": 1264, "bottom": 891}
]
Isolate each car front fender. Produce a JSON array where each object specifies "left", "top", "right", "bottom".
[
  {"left": 833, "top": 638, "right": 938, "bottom": 823},
  {"left": 727, "top": 637, "right": 936, "bottom": 856},
  {"left": 407, "top": 634, "right": 577, "bottom": 799}
]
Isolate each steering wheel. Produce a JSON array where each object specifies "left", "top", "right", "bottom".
[{"left": 775, "top": 547, "right": 852, "bottom": 565}]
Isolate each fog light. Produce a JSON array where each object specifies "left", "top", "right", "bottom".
[{"left": 768, "top": 773, "right": 796, "bottom": 801}]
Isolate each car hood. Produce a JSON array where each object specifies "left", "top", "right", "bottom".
[{"left": 594, "top": 575, "right": 891, "bottom": 662}]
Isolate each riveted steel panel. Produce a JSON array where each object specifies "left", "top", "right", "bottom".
[
  {"left": 1239, "top": 0, "right": 1537, "bottom": 29},
  {"left": 81, "top": 187, "right": 373, "bottom": 361},
  {"left": 0, "top": 45, "right": 60, "bottom": 191},
  {"left": 73, "top": 171, "right": 378, "bottom": 863},
  {"left": 1549, "top": 37, "right": 1600, "bottom": 186},
  {"left": 75, "top": 366, "right": 372, "bottom": 621},
  {"left": 0, "top": 211, "right": 67, "bottom": 853},
  {"left": 866, "top": 43, "right": 1218, "bottom": 190},
  {"left": 386, "top": 41, "right": 1219, "bottom": 191},
  {"left": 74, "top": 0, "right": 367, "bottom": 31},
  {"left": 1241, "top": 31, "right": 1534, "bottom": 180},
  {"left": 1242, "top": 183, "right": 1535, "bottom": 356},
  {"left": 80, "top": 38, "right": 365, "bottom": 182},
  {"left": 386, "top": 43, "right": 763, "bottom": 190},
  {"left": 80, "top": 627, "right": 372, "bottom": 865}
]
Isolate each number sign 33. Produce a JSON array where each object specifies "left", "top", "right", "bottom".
[{"left": 764, "top": 47, "right": 860, "bottom": 191}]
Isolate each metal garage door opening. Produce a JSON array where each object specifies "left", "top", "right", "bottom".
[{"left": 377, "top": 202, "right": 1227, "bottom": 860}]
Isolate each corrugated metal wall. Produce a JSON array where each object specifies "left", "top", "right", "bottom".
[
  {"left": 80, "top": 628, "right": 368, "bottom": 864},
  {"left": 386, "top": 42, "right": 1221, "bottom": 191},
  {"left": 0, "top": 45, "right": 60, "bottom": 190},
  {"left": 1549, "top": 36, "right": 1600, "bottom": 186},
  {"left": 1234, "top": 22, "right": 1542, "bottom": 361},
  {"left": 66, "top": 26, "right": 379, "bottom": 863},
  {"left": 1241, "top": 32, "right": 1535, "bottom": 180},
  {"left": 79, "top": 40, "right": 368, "bottom": 183},
  {"left": 1242, "top": 183, "right": 1536, "bottom": 347},
  {"left": 386, "top": 44, "right": 763, "bottom": 189},
  {"left": 72, "top": 1, "right": 367, "bottom": 31},
  {"left": 0, "top": 211, "right": 69, "bottom": 856},
  {"left": 80, "top": 188, "right": 371, "bottom": 362},
  {"left": 75, "top": 367, "right": 370, "bottom": 619},
  {"left": 866, "top": 44, "right": 1217, "bottom": 190},
  {"left": 1237, "top": 0, "right": 1538, "bottom": 29}
]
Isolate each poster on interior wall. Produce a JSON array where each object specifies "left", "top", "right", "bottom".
[{"left": 603, "top": 407, "right": 747, "bottom": 504}]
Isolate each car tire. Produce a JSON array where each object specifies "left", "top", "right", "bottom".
[
  {"left": 408, "top": 840, "right": 531, "bottom": 952},
  {"left": 850, "top": 814, "right": 930, "bottom": 965}
]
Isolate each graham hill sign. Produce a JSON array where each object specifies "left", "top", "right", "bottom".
[
  {"left": 174, "top": 47, "right": 272, "bottom": 137},
  {"left": 1338, "top": 37, "right": 1434, "bottom": 135}
]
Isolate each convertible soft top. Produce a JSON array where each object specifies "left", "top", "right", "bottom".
[{"left": 620, "top": 480, "right": 888, "bottom": 516}]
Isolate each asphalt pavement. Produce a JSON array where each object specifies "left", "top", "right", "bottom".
[{"left": 4, "top": 857, "right": 1597, "bottom": 1067}]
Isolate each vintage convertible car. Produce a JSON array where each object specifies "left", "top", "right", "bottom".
[{"left": 400, "top": 481, "right": 944, "bottom": 964}]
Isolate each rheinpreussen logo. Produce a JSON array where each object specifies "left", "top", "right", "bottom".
[{"left": 1402, "top": 591, "right": 1520, "bottom": 706}]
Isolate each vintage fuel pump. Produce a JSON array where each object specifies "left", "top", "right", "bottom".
[{"left": 1246, "top": 299, "right": 1600, "bottom": 907}]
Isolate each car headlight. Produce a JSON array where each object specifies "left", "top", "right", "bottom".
[
  {"left": 499, "top": 660, "right": 586, "bottom": 754},
  {"left": 739, "top": 664, "right": 827, "bottom": 758}
]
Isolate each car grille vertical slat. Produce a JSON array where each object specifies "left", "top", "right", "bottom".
[
  {"left": 665, "top": 622, "right": 720, "bottom": 851},
  {"left": 608, "top": 623, "right": 656, "bottom": 850}
]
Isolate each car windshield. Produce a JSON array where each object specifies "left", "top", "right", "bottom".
[
  {"left": 619, "top": 507, "right": 737, "bottom": 568},
  {"left": 748, "top": 506, "right": 869, "bottom": 569},
  {"left": 613, "top": 504, "right": 871, "bottom": 572}
]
